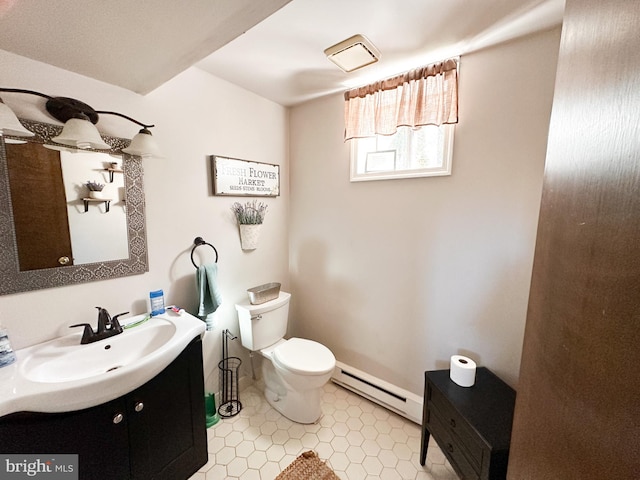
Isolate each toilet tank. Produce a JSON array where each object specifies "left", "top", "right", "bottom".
[{"left": 236, "top": 291, "right": 291, "bottom": 351}]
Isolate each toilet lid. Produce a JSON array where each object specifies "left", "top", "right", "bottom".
[{"left": 273, "top": 338, "right": 336, "bottom": 376}]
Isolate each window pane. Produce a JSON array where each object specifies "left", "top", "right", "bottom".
[{"left": 350, "top": 124, "right": 454, "bottom": 181}]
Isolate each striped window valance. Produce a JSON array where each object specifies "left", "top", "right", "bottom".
[{"left": 344, "top": 57, "right": 459, "bottom": 141}]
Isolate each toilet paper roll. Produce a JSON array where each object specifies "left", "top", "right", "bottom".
[{"left": 449, "top": 355, "right": 477, "bottom": 387}]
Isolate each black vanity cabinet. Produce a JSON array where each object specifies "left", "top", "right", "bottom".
[
  {"left": 0, "top": 397, "right": 132, "bottom": 478},
  {"left": 0, "top": 337, "right": 207, "bottom": 480},
  {"left": 126, "top": 336, "right": 207, "bottom": 479}
]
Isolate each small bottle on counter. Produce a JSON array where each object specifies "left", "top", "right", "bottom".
[
  {"left": 0, "top": 324, "right": 17, "bottom": 368},
  {"left": 150, "top": 289, "right": 166, "bottom": 316}
]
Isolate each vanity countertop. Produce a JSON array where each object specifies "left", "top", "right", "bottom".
[{"left": 0, "top": 311, "right": 205, "bottom": 417}]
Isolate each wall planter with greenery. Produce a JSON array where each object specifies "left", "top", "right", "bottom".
[{"left": 231, "top": 200, "right": 267, "bottom": 250}]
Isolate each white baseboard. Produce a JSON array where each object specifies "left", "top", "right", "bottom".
[{"left": 331, "top": 361, "right": 422, "bottom": 425}]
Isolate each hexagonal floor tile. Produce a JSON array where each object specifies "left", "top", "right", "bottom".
[{"left": 191, "top": 383, "right": 458, "bottom": 480}]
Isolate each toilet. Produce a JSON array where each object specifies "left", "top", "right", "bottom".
[{"left": 235, "top": 291, "right": 336, "bottom": 424}]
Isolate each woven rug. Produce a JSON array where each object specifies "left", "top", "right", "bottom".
[{"left": 275, "top": 451, "right": 341, "bottom": 480}]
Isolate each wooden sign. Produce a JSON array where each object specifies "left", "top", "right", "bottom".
[{"left": 211, "top": 155, "right": 280, "bottom": 197}]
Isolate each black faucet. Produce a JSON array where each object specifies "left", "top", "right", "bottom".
[{"left": 70, "top": 307, "right": 129, "bottom": 344}]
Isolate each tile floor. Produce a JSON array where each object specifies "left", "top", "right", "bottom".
[{"left": 189, "top": 381, "right": 459, "bottom": 480}]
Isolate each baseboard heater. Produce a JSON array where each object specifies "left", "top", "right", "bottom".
[{"left": 331, "top": 361, "right": 423, "bottom": 425}]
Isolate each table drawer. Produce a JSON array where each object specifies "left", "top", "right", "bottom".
[
  {"left": 429, "top": 383, "right": 485, "bottom": 468},
  {"left": 428, "top": 408, "right": 480, "bottom": 480}
]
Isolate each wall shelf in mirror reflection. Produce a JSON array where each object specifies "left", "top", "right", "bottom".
[{"left": 0, "top": 119, "right": 148, "bottom": 295}]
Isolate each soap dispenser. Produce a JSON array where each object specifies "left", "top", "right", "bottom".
[{"left": 0, "top": 324, "right": 17, "bottom": 368}]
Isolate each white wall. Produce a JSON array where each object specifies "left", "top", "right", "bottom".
[
  {"left": 0, "top": 50, "right": 289, "bottom": 394},
  {"left": 288, "top": 27, "right": 562, "bottom": 393},
  {"left": 61, "top": 150, "right": 128, "bottom": 264}
]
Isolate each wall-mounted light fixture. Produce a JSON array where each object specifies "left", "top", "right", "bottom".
[
  {"left": 0, "top": 88, "right": 161, "bottom": 157},
  {"left": 324, "top": 34, "right": 381, "bottom": 73}
]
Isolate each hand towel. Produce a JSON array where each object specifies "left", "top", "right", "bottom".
[{"left": 197, "top": 263, "right": 222, "bottom": 321}]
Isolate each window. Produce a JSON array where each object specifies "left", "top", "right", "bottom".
[
  {"left": 344, "top": 58, "right": 459, "bottom": 182},
  {"left": 350, "top": 124, "right": 454, "bottom": 182}
]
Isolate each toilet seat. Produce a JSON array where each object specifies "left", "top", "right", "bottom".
[{"left": 273, "top": 338, "right": 335, "bottom": 376}]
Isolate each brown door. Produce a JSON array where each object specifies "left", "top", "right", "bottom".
[
  {"left": 5, "top": 142, "right": 74, "bottom": 270},
  {"left": 508, "top": 0, "right": 640, "bottom": 478}
]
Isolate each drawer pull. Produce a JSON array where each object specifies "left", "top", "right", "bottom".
[
  {"left": 450, "top": 418, "right": 456, "bottom": 428},
  {"left": 446, "top": 443, "right": 454, "bottom": 453},
  {"left": 112, "top": 413, "right": 124, "bottom": 424},
  {"left": 134, "top": 401, "right": 144, "bottom": 412}
]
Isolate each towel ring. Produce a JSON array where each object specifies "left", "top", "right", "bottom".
[{"left": 191, "top": 237, "right": 218, "bottom": 268}]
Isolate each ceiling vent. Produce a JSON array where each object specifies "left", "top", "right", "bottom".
[{"left": 324, "top": 34, "right": 380, "bottom": 72}]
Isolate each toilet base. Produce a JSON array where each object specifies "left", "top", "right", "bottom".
[
  {"left": 262, "top": 358, "right": 323, "bottom": 424},
  {"left": 264, "top": 384, "right": 322, "bottom": 424}
]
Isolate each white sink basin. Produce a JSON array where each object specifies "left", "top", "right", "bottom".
[
  {"left": 0, "top": 311, "right": 205, "bottom": 417},
  {"left": 22, "top": 320, "right": 176, "bottom": 383}
]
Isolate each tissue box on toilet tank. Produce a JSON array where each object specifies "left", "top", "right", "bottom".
[{"left": 247, "top": 282, "right": 281, "bottom": 305}]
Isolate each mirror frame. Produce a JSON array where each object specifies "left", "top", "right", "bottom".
[{"left": 0, "top": 119, "right": 148, "bottom": 295}]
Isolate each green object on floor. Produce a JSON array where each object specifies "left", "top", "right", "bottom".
[{"left": 205, "top": 393, "right": 220, "bottom": 428}]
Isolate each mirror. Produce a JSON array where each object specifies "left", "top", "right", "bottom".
[{"left": 0, "top": 119, "right": 148, "bottom": 295}]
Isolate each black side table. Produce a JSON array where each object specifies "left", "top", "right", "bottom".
[{"left": 420, "top": 367, "right": 515, "bottom": 480}]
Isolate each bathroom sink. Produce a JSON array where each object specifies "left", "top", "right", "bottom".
[
  {"left": 22, "top": 320, "right": 176, "bottom": 383},
  {"left": 0, "top": 311, "right": 205, "bottom": 417}
]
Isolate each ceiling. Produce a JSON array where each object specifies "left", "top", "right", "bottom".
[
  {"left": 0, "top": 0, "right": 292, "bottom": 94},
  {"left": 0, "top": 0, "right": 564, "bottom": 107}
]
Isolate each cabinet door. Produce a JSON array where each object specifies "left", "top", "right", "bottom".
[
  {"left": 0, "top": 398, "right": 131, "bottom": 479},
  {"left": 127, "top": 337, "right": 207, "bottom": 480}
]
